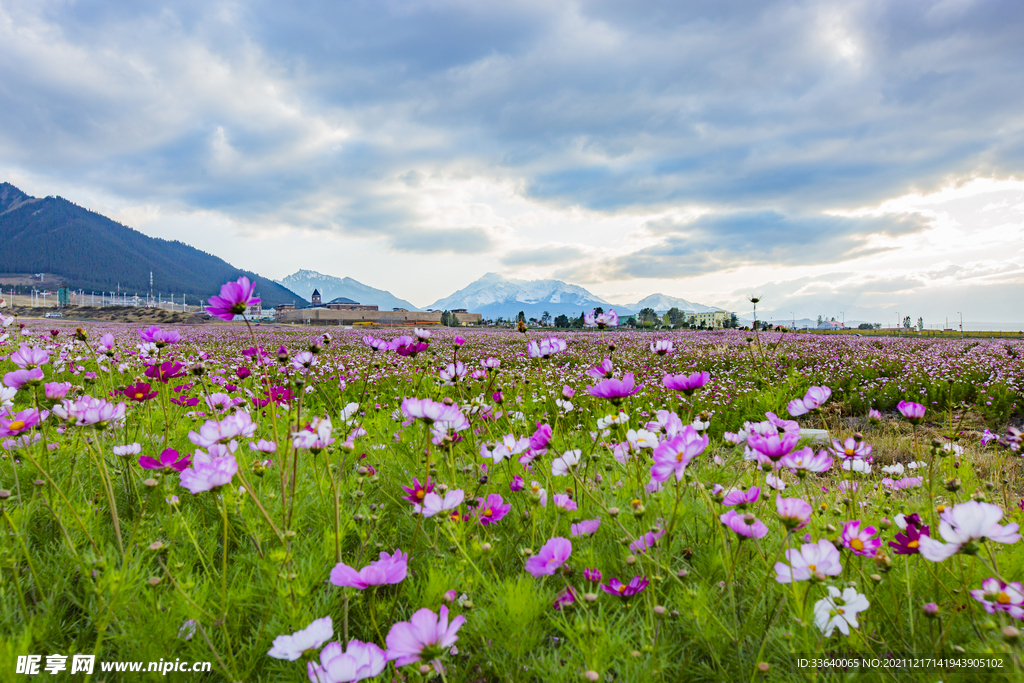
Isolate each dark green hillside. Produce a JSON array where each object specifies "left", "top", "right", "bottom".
[{"left": 0, "top": 182, "right": 305, "bottom": 308}]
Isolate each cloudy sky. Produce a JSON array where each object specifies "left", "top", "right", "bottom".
[{"left": 2, "top": 0, "right": 1023, "bottom": 323}]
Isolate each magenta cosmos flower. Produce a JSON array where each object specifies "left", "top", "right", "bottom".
[
  {"left": 970, "top": 578, "right": 1024, "bottom": 619},
  {"left": 600, "top": 575, "right": 649, "bottom": 599},
  {"left": 0, "top": 408, "right": 44, "bottom": 437},
  {"left": 385, "top": 605, "right": 465, "bottom": 671},
  {"left": 307, "top": 639, "right": 387, "bottom": 683},
  {"left": 830, "top": 437, "right": 872, "bottom": 461},
  {"left": 44, "top": 381, "right": 72, "bottom": 400},
  {"left": 662, "top": 370, "right": 710, "bottom": 394},
  {"left": 588, "top": 372, "right": 642, "bottom": 403},
  {"left": 401, "top": 477, "right": 434, "bottom": 505},
  {"left": 571, "top": 519, "right": 601, "bottom": 536},
  {"left": 840, "top": 520, "right": 882, "bottom": 557},
  {"left": 720, "top": 510, "right": 769, "bottom": 539},
  {"left": 774, "top": 540, "right": 842, "bottom": 583},
  {"left": 330, "top": 550, "right": 408, "bottom": 589},
  {"left": 139, "top": 448, "right": 191, "bottom": 472},
  {"left": 268, "top": 616, "right": 334, "bottom": 660},
  {"left": 586, "top": 358, "right": 615, "bottom": 380},
  {"left": 889, "top": 515, "right": 930, "bottom": 555},
  {"left": 179, "top": 450, "right": 238, "bottom": 494},
  {"left": 401, "top": 397, "right": 463, "bottom": 424},
  {"left": 475, "top": 493, "right": 511, "bottom": 525},
  {"left": 897, "top": 400, "right": 926, "bottom": 423},
  {"left": 776, "top": 495, "right": 813, "bottom": 530},
  {"left": 721, "top": 486, "right": 760, "bottom": 508},
  {"left": 780, "top": 447, "right": 833, "bottom": 474},
  {"left": 787, "top": 386, "right": 832, "bottom": 416},
  {"left": 206, "top": 276, "right": 260, "bottom": 321},
  {"left": 122, "top": 382, "right": 158, "bottom": 403},
  {"left": 650, "top": 426, "right": 709, "bottom": 482},
  {"left": 747, "top": 430, "right": 800, "bottom": 462},
  {"left": 525, "top": 537, "right": 572, "bottom": 577},
  {"left": 144, "top": 361, "right": 186, "bottom": 384},
  {"left": 140, "top": 325, "right": 181, "bottom": 346}
]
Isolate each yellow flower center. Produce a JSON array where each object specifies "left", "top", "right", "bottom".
[
  {"left": 134, "top": 392, "right": 145, "bottom": 399},
  {"left": 807, "top": 564, "right": 816, "bottom": 572},
  {"left": 617, "top": 585, "right": 627, "bottom": 593},
  {"left": 845, "top": 448, "right": 854, "bottom": 456},
  {"left": 484, "top": 509, "right": 493, "bottom": 516},
  {"left": 908, "top": 540, "right": 919, "bottom": 549},
  {"left": 936, "top": 505, "right": 946, "bottom": 513},
  {"left": 8, "top": 420, "right": 25, "bottom": 431},
  {"left": 416, "top": 490, "right": 425, "bottom": 500},
  {"left": 998, "top": 592, "right": 1011, "bottom": 605},
  {"left": 851, "top": 539, "right": 864, "bottom": 551},
  {"left": 676, "top": 453, "right": 684, "bottom": 462},
  {"left": 837, "top": 608, "right": 845, "bottom": 615}
]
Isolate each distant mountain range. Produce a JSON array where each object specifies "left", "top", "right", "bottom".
[
  {"left": 0, "top": 182, "right": 302, "bottom": 308},
  {"left": 277, "top": 269, "right": 418, "bottom": 311},
  {"left": 625, "top": 293, "right": 719, "bottom": 314}
]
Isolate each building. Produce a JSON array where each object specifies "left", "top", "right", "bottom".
[
  {"left": 311, "top": 289, "right": 322, "bottom": 307},
  {"left": 688, "top": 310, "right": 730, "bottom": 329},
  {"left": 817, "top": 321, "right": 845, "bottom": 331},
  {"left": 275, "top": 306, "right": 483, "bottom": 326}
]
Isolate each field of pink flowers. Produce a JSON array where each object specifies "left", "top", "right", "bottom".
[{"left": 1, "top": 279, "right": 1023, "bottom": 681}]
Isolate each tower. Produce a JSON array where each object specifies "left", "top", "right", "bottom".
[{"left": 311, "top": 289, "right": 321, "bottom": 307}]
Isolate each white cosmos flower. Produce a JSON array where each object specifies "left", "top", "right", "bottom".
[
  {"left": 414, "top": 490, "right": 465, "bottom": 518},
  {"left": 814, "top": 586, "right": 869, "bottom": 637},
  {"left": 881, "top": 463, "right": 905, "bottom": 476},
  {"left": 551, "top": 450, "right": 582, "bottom": 477},
  {"left": 918, "top": 501, "right": 1022, "bottom": 562},
  {"left": 626, "top": 429, "right": 659, "bottom": 450}
]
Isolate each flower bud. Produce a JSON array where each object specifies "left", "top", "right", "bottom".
[
  {"left": 923, "top": 603, "right": 939, "bottom": 619},
  {"left": 1003, "top": 626, "right": 1020, "bottom": 643},
  {"left": 608, "top": 507, "right": 620, "bottom": 518}
]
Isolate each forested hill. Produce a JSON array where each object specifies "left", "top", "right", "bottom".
[{"left": 0, "top": 183, "right": 303, "bottom": 308}]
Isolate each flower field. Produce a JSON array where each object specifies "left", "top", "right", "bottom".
[{"left": 2, "top": 285, "right": 1024, "bottom": 682}]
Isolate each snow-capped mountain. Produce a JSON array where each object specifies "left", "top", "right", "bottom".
[
  {"left": 276, "top": 269, "right": 418, "bottom": 311},
  {"left": 427, "top": 273, "right": 618, "bottom": 320},
  {"left": 623, "top": 293, "right": 719, "bottom": 314}
]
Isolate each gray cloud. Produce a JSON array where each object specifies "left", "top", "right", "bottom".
[
  {"left": 1, "top": 0, "right": 1023, "bottom": 266},
  {"left": 500, "top": 245, "right": 585, "bottom": 266}
]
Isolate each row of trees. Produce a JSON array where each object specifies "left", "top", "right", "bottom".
[{"left": 488, "top": 307, "right": 738, "bottom": 330}]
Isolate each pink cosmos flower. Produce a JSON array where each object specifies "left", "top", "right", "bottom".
[
  {"left": 525, "top": 537, "right": 572, "bottom": 577},
  {"left": 476, "top": 494, "right": 511, "bottom": 525},
  {"left": 97, "top": 333, "right": 115, "bottom": 353},
  {"left": 650, "top": 426, "right": 709, "bottom": 482},
  {"left": 139, "top": 448, "right": 191, "bottom": 472},
  {"left": 307, "top": 639, "right": 387, "bottom": 683},
  {"left": 362, "top": 335, "right": 389, "bottom": 352},
  {"left": 571, "top": 519, "right": 601, "bottom": 536},
  {"left": 662, "top": 371, "right": 710, "bottom": 394},
  {"left": 897, "top": 400, "right": 926, "bottom": 423},
  {"left": 550, "top": 449, "right": 581, "bottom": 477},
  {"left": 780, "top": 447, "right": 833, "bottom": 473},
  {"left": 584, "top": 309, "right": 619, "bottom": 328},
  {"left": 330, "top": 550, "right": 409, "bottom": 589},
  {"left": 480, "top": 434, "right": 530, "bottom": 463},
  {"left": 179, "top": 450, "right": 238, "bottom": 494},
  {"left": 414, "top": 490, "right": 465, "bottom": 518},
  {"left": 188, "top": 412, "right": 257, "bottom": 447},
  {"left": 776, "top": 495, "right": 813, "bottom": 530},
  {"left": 584, "top": 568, "right": 602, "bottom": 583},
  {"left": 480, "top": 357, "right": 500, "bottom": 370},
  {"left": 139, "top": 326, "right": 181, "bottom": 346},
  {"left": 721, "top": 486, "right": 761, "bottom": 508},
  {"left": 970, "top": 578, "right": 1024, "bottom": 619},
  {"left": 650, "top": 340, "right": 674, "bottom": 355},
  {"left": 206, "top": 276, "right": 260, "bottom": 321},
  {"left": 867, "top": 408, "right": 883, "bottom": 422},
  {"left": 268, "top": 616, "right": 333, "bottom": 661},
  {"left": 586, "top": 358, "right": 615, "bottom": 380},
  {"left": 774, "top": 540, "right": 842, "bottom": 583},
  {"left": 840, "top": 520, "right": 882, "bottom": 557},
  {"left": 720, "top": 510, "right": 769, "bottom": 539},
  {"left": 562, "top": 385, "right": 575, "bottom": 399},
  {"left": 526, "top": 337, "right": 567, "bottom": 359},
  {"left": 401, "top": 397, "right": 463, "bottom": 424},
  {"left": 439, "top": 362, "right": 467, "bottom": 385},
  {"left": 600, "top": 575, "right": 648, "bottom": 598},
  {"left": 787, "top": 386, "right": 831, "bottom": 417},
  {"left": 646, "top": 410, "right": 685, "bottom": 438},
  {"left": 918, "top": 501, "right": 1021, "bottom": 562},
  {"left": 510, "top": 475, "right": 525, "bottom": 492},
  {"left": 552, "top": 494, "right": 578, "bottom": 512},
  {"left": 630, "top": 528, "right": 665, "bottom": 553},
  {"left": 588, "top": 373, "right": 642, "bottom": 403},
  {"left": 44, "top": 382, "right": 72, "bottom": 400},
  {"left": 11, "top": 345, "right": 49, "bottom": 369},
  {"left": 747, "top": 430, "right": 800, "bottom": 462},
  {"left": 528, "top": 423, "right": 553, "bottom": 455},
  {"left": 292, "top": 416, "right": 335, "bottom": 451},
  {"left": 385, "top": 605, "right": 465, "bottom": 671},
  {"left": 831, "top": 437, "right": 872, "bottom": 461},
  {"left": 3, "top": 367, "right": 45, "bottom": 389},
  {"left": 554, "top": 586, "right": 578, "bottom": 610}
]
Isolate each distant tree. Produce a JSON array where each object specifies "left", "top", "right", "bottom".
[
  {"left": 638, "top": 307, "right": 657, "bottom": 327},
  {"left": 554, "top": 314, "right": 569, "bottom": 328},
  {"left": 626, "top": 315, "right": 637, "bottom": 327},
  {"left": 874, "top": 323, "right": 881, "bottom": 330},
  {"left": 440, "top": 310, "right": 450, "bottom": 326},
  {"left": 517, "top": 311, "right": 526, "bottom": 323},
  {"left": 858, "top": 323, "right": 873, "bottom": 330},
  {"left": 728, "top": 313, "right": 738, "bottom": 328},
  {"left": 903, "top": 316, "right": 912, "bottom": 330},
  {"left": 528, "top": 317, "right": 538, "bottom": 326},
  {"left": 450, "top": 312, "right": 460, "bottom": 327},
  {"left": 666, "top": 307, "right": 685, "bottom": 328},
  {"left": 594, "top": 306, "right": 604, "bottom": 316},
  {"left": 576, "top": 311, "right": 586, "bottom": 328},
  {"left": 541, "top": 310, "right": 551, "bottom": 326},
  {"left": 817, "top": 315, "right": 823, "bottom": 325},
  {"left": 917, "top": 317, "right": 924, "bottom": 331}
]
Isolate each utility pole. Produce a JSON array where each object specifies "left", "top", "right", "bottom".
[
  {"left": 791, "top": 311, "right": 795, "bottom": 329},
  {"left": 958, "top": 311, "right": 963, "bottom": 339}
]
